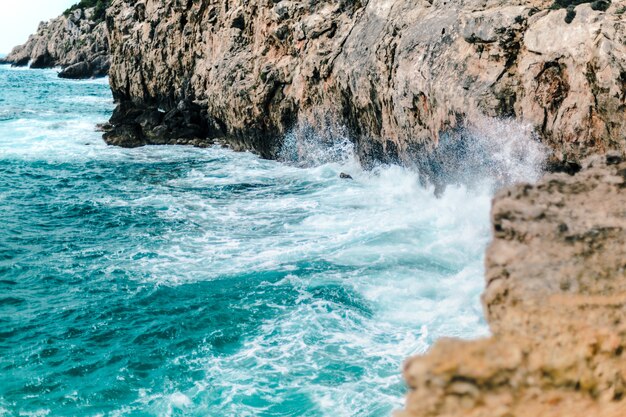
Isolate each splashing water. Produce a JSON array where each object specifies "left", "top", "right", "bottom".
[
  {"left": 0, "top": 65, "right": 545, "bottom": 416},
  {"left": 278, "top": 122, "right": 355, "bottom": 168},
  {"left": 412, "top": 117, "right": 548, "bottom": 192}
]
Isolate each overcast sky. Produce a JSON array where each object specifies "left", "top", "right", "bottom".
[{"left": 0, "top": 1, "right": 77, "bottom": 54}]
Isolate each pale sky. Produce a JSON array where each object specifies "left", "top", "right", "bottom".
[{"left": 0, "top": 0, "right": 78, "bottom": 54}]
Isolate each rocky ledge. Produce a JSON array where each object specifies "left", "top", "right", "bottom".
[
  {"left": 1, "top": 4, "right": 110, "bottom": 79},
  {"left": 400, "top": 153, "right": 626, "bottom": 416},
  {"left": 105, "top": 0, "right": 626, "bottom": 164}
]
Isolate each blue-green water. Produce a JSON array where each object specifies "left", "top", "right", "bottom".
[{"left": 0, "top": 66, "right": 544, "bottom": 416}]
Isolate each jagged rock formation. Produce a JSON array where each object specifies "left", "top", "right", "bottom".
[
  {"left": 105, "top": 0, "right": 626, "bottom": 163},
  {"left": 400, "top": 153, "right": 626, "bottom": 417},
  {"left": 1, "top": 6, "right": 109, "bottom": 79},
  {"left": 4, "top": 2, "right": 626, "bottom": 415}
]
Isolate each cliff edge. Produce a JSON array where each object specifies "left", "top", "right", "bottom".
[
  {"left": 400, "top": 153, "right": 626, "bottom": 416},
  {"left": 1, "top": 4, "right": 110, "bottom": 79},
  {"left": 105, "top": 0, "right": 626, "bottom": 165}
]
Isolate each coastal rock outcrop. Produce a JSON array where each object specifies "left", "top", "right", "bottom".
[
  {"left": 2, "top": 5, "right": 110, "bottom": 79},
  {"left": 105, "top": 0, "right": 626, "bottom": 163},
  {"left": 400, "top": 153, "right": 626, "bottom": 417}
]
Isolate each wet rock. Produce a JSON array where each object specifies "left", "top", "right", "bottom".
[
  {"left": 58, "top": 61, "right": 91, "bottom": 79},
  {"left": 339, "top": 173, "right": 353, "bottom": 180},
  {"left": 105, "top": 0, "right": 626, "bottom": 162},
  {"left": 29, "top": 52, "right": 54, "bottom": 69},
  {"left": 95, "top": 122, "right": 113, "bottom": 132},
  {"left": 102, "top": 123, "right": 145, "bottom": 148},
  {"left": 11, "top": 56, "right": 30, "bottom": 67},
  {"left": 102, "top": 100, "right": 213, "bottom": 148}
]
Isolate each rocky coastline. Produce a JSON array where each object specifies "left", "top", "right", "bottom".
[
  {"left": 100, "top": 2, "right": 626, "bottom": 415},
  {"left": 104, "top": 0, "right": 626, "bottom": 167},
  {"left": 1, "top": 5, "right": 110, "bottom": 79},
  {"left": 4, "top": 0, "right": 626, "bottom": 416}
]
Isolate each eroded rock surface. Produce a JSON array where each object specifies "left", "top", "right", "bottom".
[
  {"left": 2, "top": 7, "right": 109, "bottom": 79},
  {"left": 106, "top": 0, "right": 626, "bottom": 162},
  {"left": 400, "top": 153, "right": 626, "bottom": 417}
]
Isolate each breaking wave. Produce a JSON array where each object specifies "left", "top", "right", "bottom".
[{"left": 0, "top": 65, "right": 546, "bottom": 417}]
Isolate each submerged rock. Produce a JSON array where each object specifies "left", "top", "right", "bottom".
[{"left": 400, "top": 153, "right": 626, "bottom": 417}]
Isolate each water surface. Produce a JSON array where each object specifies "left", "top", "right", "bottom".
[{"left": 0, "top": 66, "right": 504, "bottom": 416}]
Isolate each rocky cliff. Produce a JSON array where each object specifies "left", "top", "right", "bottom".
[
  {"left": 1, "top": 5, "right": 110, "bottom": 79},
  {"left": 5, "top": 1, "right": 626, "bottom": 415},
  {"left": 105, "top": 0, "right": 626, "bottom": 165},
  {"left": 400, "top": 152, "right": 626, "bottom": 416}
]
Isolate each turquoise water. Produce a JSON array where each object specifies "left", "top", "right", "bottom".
[{"left": 0, "top": 66, "right": 544, "bottom": 416}]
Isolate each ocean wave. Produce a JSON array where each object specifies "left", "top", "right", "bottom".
[{"left": 0, "top": 65, "right": 545, "bottom": 416}]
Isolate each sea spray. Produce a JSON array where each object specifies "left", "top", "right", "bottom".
[
  {"left": 279, "top": 115, "right": 547, "bottom": 193},
  {"left": 0, "top": 65, "right": 546, "bottom": 416},
  {"left": 423, "top": 117, "right": 548, "bottom": 189},
  {"left": 278, "top": 122, "right": 355, "bottom": 168}
]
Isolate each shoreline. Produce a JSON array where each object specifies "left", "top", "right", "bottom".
[
  {"left": 2, "top": 0, "right": 626, "bottom": 415},
  {"left": 400, "top": 153, "right": 626, "bottom": 416}
]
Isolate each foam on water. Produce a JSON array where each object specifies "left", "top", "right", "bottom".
[{"left": 0, "top": 65, "right": 545, "bottom": 416}]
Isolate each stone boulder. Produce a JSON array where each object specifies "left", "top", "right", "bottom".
[{"left": 58, "top": 55, "right": 110, "bottom": 79}]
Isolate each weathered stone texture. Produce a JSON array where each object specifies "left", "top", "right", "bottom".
[
  {"left": 400, "top": 153, "right": 626, "bottom": 417},
  {"left": 3, "top": 7, "right": 110, "bottom": 79},
  {"left": 106, "top": 0, "right": 626, "bottom": 163}
]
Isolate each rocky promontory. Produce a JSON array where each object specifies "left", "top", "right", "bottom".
[
  {"left": 105, "top": 0, "right": 626, "bottom": 165},
  {"left": 400, "top": 153, "right": 626, "bottom": 416},
  {"left": 1, "top": 3, "right": 110, "bottom": 79},
  {"left": 5, "top": 2, "right": 626, "bottom": 415}
]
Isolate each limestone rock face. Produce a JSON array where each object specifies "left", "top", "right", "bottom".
[
  {"left": 3, "top": 7, "right": 109, "bottom": 79},
  {"left": 106, "top": 0, "right": 626, "bottom": 162},
  {"left": 400, "top": 153, "right": 626, "bottom": 417}
]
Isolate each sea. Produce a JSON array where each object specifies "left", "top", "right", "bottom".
[{"left": 0, "top": 64, "right": 545, "bottom": 416}]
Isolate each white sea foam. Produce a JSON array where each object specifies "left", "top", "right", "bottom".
[
  {"left": 169, "top": 392, "right": 192, "bottom": 408},
  {"left": 15, "top": 136, "right": 536, "bottom": 415},
  {"left": 58, "top": 95, "right": 114, "bottom": 105},
  {"left": 99, "top": 117, "right": 543, "bottom": 416},
  {"left": 0, "top": 63, "right": 546, "bottom": 416}
]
